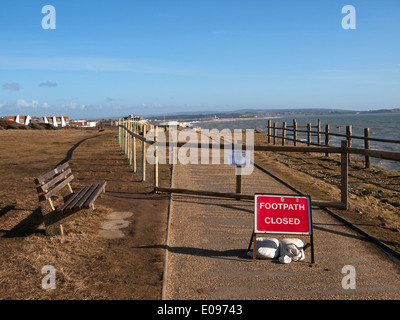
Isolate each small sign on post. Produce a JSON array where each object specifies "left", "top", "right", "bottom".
[
  {"left": 228, "top": 150, "right": 251, "bottom": 167},
  {"left": 250, "top": 194, "right": 315, "bottom": 263},
  {"left": 228, "top": 149, "right": 250, "bottom": 199}
]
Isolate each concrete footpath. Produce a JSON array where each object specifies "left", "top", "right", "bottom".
[{"left": 163, "top": 161, "right": 400, "bottom": 300}]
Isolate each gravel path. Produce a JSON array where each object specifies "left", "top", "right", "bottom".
[{"left": 164, "top": 160, "right": 400, "bottom": 300}]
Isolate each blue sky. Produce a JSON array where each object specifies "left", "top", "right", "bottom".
[{"left": 0, "top": 0, "right": 399, "bottom": 119}]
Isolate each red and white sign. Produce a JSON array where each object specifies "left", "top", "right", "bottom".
[{"left": 254, "top": 194, "right": 312, "bottom": 235}]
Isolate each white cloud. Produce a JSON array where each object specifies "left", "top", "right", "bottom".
[
  {"left": 15, "top": 99, "right": 40, "bottom": 108},
  {"left": 16, "top": 99, "right": 30, "bottom": 107},
  {"left": 61, "top": 102, "right": 86, "bottom": 110}
]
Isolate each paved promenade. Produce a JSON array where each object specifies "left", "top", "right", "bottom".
[{"left": 164, "top": 160, "right": 400, "bottom": 300}]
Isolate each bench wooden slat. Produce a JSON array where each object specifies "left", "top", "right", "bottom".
[
  {"left": 36, "top": 168, "right": 72, "bottom": 193},
  {"left": 34, "top": 162, "right": 70, "bottom": 185},
  {"left": 56, "top": 185, "right": 87, "bottom": 213},
  {"left": 63, "top": 185, "right": 92, "bottom": 213},
  {"left": 83, "top": 182, "right": 107, "bottom": 209},
  {"left": 73, "top": 183, "right": 100, "bottom": 211},
  {"left": 39, "top": 174, "right": 75, "bottom": 201}
]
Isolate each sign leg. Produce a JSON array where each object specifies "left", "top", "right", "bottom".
[
  {"left": 310, "top": 234, "right": 315, "bottom": 264},
  {"left": 253, "top": 233, "right": 257, "bottom": 262},
  {"left": 247, "top": 232, "right": 254, "bottom": 252}
]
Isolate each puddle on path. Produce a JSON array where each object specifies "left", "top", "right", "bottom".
[{"left": 99, "top": 211, "right": 133, "bottom": 239}]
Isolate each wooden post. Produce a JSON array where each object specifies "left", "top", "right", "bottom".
[
  {"left": 121, "top": 119, "right": 124, "bottom": 151},
  {"left": 154, "top": 126, "right": 159, "bottom": 188},
  {"left": 133, "top": 121, "right": 137, "bottom": 173},
  {"left": 273, "top": 122, "right": 277, "bottom": 145},
  {"left": 267, "top": 120, "right": 271, "bottom": 144},
  {"left": 127, "top": 120, "right": 131, "bottom": 166},
  {"left": 125, "top": 119, "right": 128, "bottom": 156},
  {"left": 317, "top": 119, "right": 321, "bottom": 146},
  {"left": 325, "top": 124, "right": 330, "bottom": 157},
  {"left": 118, "top": 118, "right": 120, "bottom": 147},
  {"left": 130, "top": 120, "right": 134, "bottom": 168},
  {"left": 142, "top": 124, "right": 147, "bottom": 181},
  {"left": 341, "top": 140, "right": 349, "bottom": 210},
  {"left": 282, "top": 122, "right": 286, "bottom": 146},
  {"left": 293, "top": 120, "right": 297, "bottom": 146},
  {"left": 364, "top": 128, "right": 371, "bottom": 169},
  {"left": 235, "top": 139, "right": 242, "bottom": 200},
  {"left": 307, "top": 123, "right": 311, "bottom": 146},
  {"left": 346, "top": 125, "right": 352, "bottom": 163}
]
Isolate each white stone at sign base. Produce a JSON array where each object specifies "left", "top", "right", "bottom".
[
  {"left": 247, "top": 238, "right": 305, "bottom": 263},
  {"left": 279, "top": 255, "right": 292, "bottom": 264},
  {"left": 247, "top": 237, "right": 280, "bottom": 259},
  {"left": 279, "top": 238, "right": 305, "bottom": 263}
]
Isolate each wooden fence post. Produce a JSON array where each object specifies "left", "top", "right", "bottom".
[
  {"left": 154, "top": 126, "right": 159, "bottom": 188},
  {"left": 235, "top": 139, "right": 242, "bottom": 200},
  {"left": 282, "top": 122, "right": 286, "bottom": 146},
  {"left": 124, "top": 120, "right": 128, "bottom": 156},
  {"left": 293, "top": 120, "right": 297, "bottom": 146},
  {"left": 128, "top": 120, "right": 131, "bottom": 167},
  {"left": 133, "top": 121, "right": 137, "bottom": 173},
  {"left": 346, "top": 125, "right": 352, "bottom": 164},
  {"left": 142, "top": 124, "right": 147, "bottom": 181},
  {"left": 118, "top": 118, "right": 121, "bottom": 147},
  {"left": 364, "top": 128, "right": 371, "bottom": 169},
  {"left": 267, "top": 120, "right": 271, "bottom": 144},
  {"left": 325, "top": 124, "right": 330, "bottom": 157},
  {"left": 130, "top": 120, "right": 133, "bottom": 168},
  {"left": 307, "top": 123, "right": 311, "bottom": 146},
  {"left": 273, "top": 122, "right": 277, "bottom": 145},
  {"left": 341, "top": 140, "right": 349, "bottom": 210},
  {"left": 317, "top": 119, "right": 321, "bottom": 146}
]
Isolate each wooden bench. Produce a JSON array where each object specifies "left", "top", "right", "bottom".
[{"left": 34, "top": 162, "right": 106, "bottom": 236}]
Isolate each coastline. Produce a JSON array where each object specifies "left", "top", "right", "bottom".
[{"left": 198, "top": 116, "right": 281, "bottom": 123}]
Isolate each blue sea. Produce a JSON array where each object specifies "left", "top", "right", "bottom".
[{"left": 198, "top": 113, "right": 400, "bottom": 172}]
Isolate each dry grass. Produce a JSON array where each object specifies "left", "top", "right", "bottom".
[
  {"left": 0, "top": 128, "right": 169, "bottom": 300},
  {"left": 0, "top": 208, "right": 112, "bottom": 299}
]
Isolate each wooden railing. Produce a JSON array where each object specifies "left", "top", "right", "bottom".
[
  {"left": 118, "top": 118, "right": 400, "bottom": 211},
  {"left": 266, "top": 119, "right": 400, "bottom": 168}
]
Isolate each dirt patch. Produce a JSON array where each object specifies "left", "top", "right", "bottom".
[
  {"left": 0, "top": 128, "right": 171, "bottom": 299},
  {"left": 99, "top": 211, "right": 134, "bottom": 239}
]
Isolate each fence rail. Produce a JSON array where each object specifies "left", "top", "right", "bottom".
[
  {"left": 118, "top": 118, "right": 400, "bottom": 211},
  {"left": 266, "top": 119, "right": 400, "bottom": 168}
]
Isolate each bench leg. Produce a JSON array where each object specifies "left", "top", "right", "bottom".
[
  {"left": 45, "top": 223, "right": 63, "bottom": 236},
  {"left": 61, "top": 183, "right": 74, "bottom": 201},
  {"left": 40, "top": 199, "right": 64, "bottom": 236}
]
